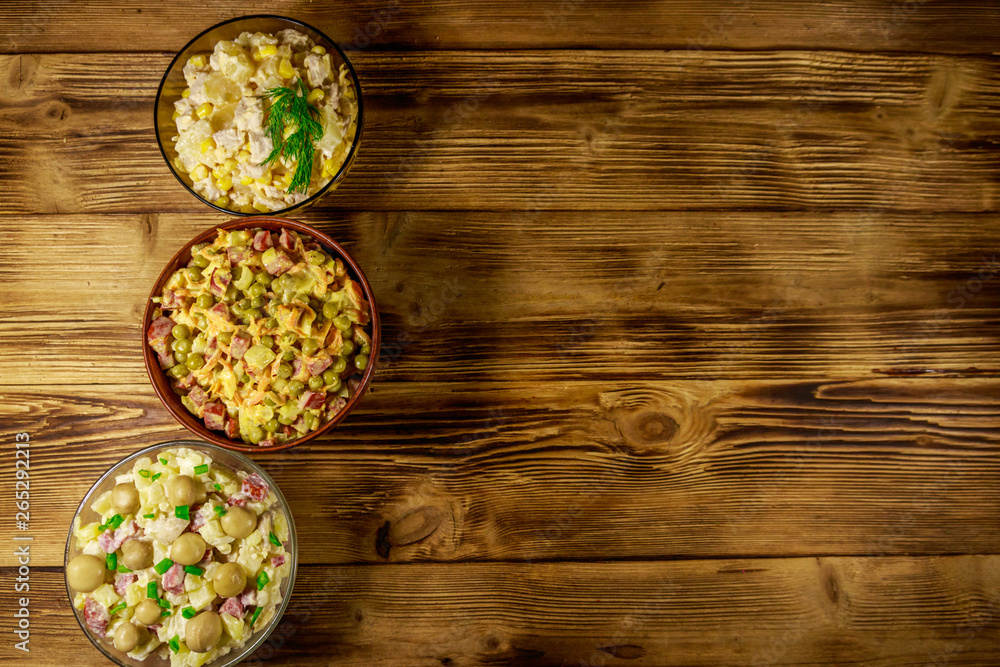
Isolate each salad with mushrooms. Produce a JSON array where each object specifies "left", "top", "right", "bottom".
[{"left": 68, "top": 447, "right": 291, "bottom": 666}]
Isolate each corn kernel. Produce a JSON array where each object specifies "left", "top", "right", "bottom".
[
  {"left": 190, "top": 164, "right": 209, "bottom": 181},
  {"left": 215, "top": 196, "right": 230, "bottom": 208},
  {"left": 257, "top": 44, "right": 278, "bottom": 59},
  {"left": 188, "top": 55, "right": 207, "bottom": 68},
  {"left": 282, "top": 171, "right": 294, "bottom": 187},
  {"left": 172, "top": 110, "right": 181, "bottom": 120},
  {"left": 216, "top": 175, "right": 233, "bottom": 191},
  {"left": 200, "top": 137, "right": 216, "bottom": 154},
  {"left": 211, "top": 164, "right": 229, "bottom": 179},
  {"left": 255, "top": 170, "right": 272, "bottom": 184},
  {"left": 311, "top": 45, "right": 326, "bottom": 55},
  {"left": 182, "top": 88, "right": 191, "bottom": 98},
  {"left": 240, "top": 175, "right": 253, "bottom": 185},
  {"left": 253, "top": 201, "right": 271, "bottom": 212},
  {"left": 307, "top": 88, "right": 325, "bottom": 104},
  {"left": 196, "top": 103, "right": 213, "bottom": 119},
  {"left": 223, "top": 157, "right": 238, "bottom": 172},
  {"left": 278, "top": 58, "right": 295, "bottom": 80},
  {"left": 237, "top": 150, "right": 251, "bottom": 163},
  {"left": 282, "top": 123, "right": 298, "bottom": 140}
]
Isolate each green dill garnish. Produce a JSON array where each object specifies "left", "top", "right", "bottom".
[{"left": 260, "top": 80, "right": 323, "bottom": 194}]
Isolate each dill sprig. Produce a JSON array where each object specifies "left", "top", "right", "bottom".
[{"left": 260, "top": 80, "right": 323, "bottom": 194}]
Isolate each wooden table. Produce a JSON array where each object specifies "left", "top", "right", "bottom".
[{"left": 2, "top": 2, "right": 1000, "bottom": 665}]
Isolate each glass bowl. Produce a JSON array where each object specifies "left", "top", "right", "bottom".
[
  {"left": 153, "top": 14, "right": 364, "bottom": 216},
  {"left": 65, "top": 440, "right": 298, "bottom": 666},
  {"left": 140, "top": 217, "right": 380, "bottom": 452}
]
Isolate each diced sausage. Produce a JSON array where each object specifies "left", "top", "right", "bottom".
[
  {"left": 98, "top": 521, "right": 140, "bottom": 553},
  {"left": 241, "top": 472, "right": 269, "bottom": 502},
  {"left": 147, "top": 316, "right": 175, "bottom": 355},
  {"left": 220, "top": 597, "right": 244, "bottom": 618},
  {"left": 239, "top": 588, "right": 257, "bottom": 607},
  {"left": 162, "top": 562, "right": 185, "bottom": 594},
  {"left": 263, "top": 250, "right": 293, "bottom": 276},
  {"left": 297, "top": 390, "right": 325, "bottom": 410},
  {"left": 271, "top": 554, "right": 286, "bottom": 567},
  {"left": 259, "top": 438, "right": 275, "bottom": 447},
  {"left": 278, "top": 228, "right": 295, "bottom": 250},
  {"left": 291, "top": 416, "right": 308, "bottom": 433},
  {"left": 209, "top": 302, "right": 231, "bottom": 323},
  {"left": 252, "top": 230, "right": 274, "bottom": 251},
  {"left": 188, "top": 386, "right": 208, "bottom": 408},
  {"left": 190, "top": 504, "right": 207, "bottom": 531},
  {"left": 227, "top": 246, "right": 251, "bottom": 264},
  {"left": 176, "top": 373, "right": 197, "bottom": 389},
  {"left": 203, "top": 402, "right": 226, "bottom": 431},
  {"left": 230, "top": 331, "right": 251, "bottom": 359},
  {"left": 327, "top": 396, "right": 348, "bottom": 415},
  {"left": 84, "top": 597, "right": 110, "bottom": 636},
  {"left": 115, "top": 573, "right": 138, "bottom": 596},
  {"left": 227, "top": 492, "right": 249, "bottom": 507},
  {"left": 304, "top": 353, "right": 332, "bottom": 376},
  {"left": 157, "top": 351, "right": 175, "bottom": 370},
  {"left": 224, "top": 417, "right": 240, "bottom": 440},
  {"left": 210, "top": 268, "right": 232, "bottom": 297}
]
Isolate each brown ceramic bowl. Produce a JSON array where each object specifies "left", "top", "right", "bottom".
[{"left": 142, "top": 217, "right": 379, "bottom": 452}]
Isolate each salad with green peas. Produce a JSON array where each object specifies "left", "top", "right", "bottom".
[{"left": 147, "top": 227, "right": 372, "bottom": 445}]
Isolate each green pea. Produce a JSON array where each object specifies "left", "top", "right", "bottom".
[
  {"left": 169, "top": 364, "right": 188, "bottom": 379},
  {"left": 265, "top": 317, "right": 278, "bottom": 329},
  {"left": 244, "top": 308, "right": 262, "bottom": 321},
  {"left": 261, "top": 335, "right": 274, "bottom": 348},
  {"left": 355, "top": 354, "right": 369, "bottom": 371},
  {"left": 278, "top": 414, "right": 295, "bottom": 426},
  {"left": 247, "top": 283, "right": 266, "bottom": 299},
  {"left": 279, "top": 332, "right": 297, "bottom": 347},
  {"left": 333, "top": 315, "right": 351, "bottom": 331},
  {"left": 196, "top": 293, "right": 214, "bottom": 309},
  {"left": 172, "top": 324, "right": 190, "bottom": 340},
  {"left": 218, "top": 331, "right": 234, "bottom": 345},
  {"left": 322, "top": 302, "right": 338, "bottom": 319},
  {"left": 304, "top": 413, "right": 319, "bottom": 430},
  {"left": 301, "top": 339, "right": 319, "bottom": 357},
  {"left": 187, "top": 267, "right": 203, "bottom": 282},
  {"left": 361, "top": 343, "right": 371, "bottom": 355},
  {"left": 307, "top": 250, "right": 325, "bottom": 265},
  {"left": 331, "top": 357, "right": 347, "bottom": 374},
  {"left": 250, "top": 295, "right": 265, "bottom": 309},
  {"left": 240, "top": 373, "right": 251, "bottom": 384},
  {"left": 328, "top": 375, "right": 342, "bottom": 392},
  {"left": 247, "top": 425, "right": 264, "bottom": 444},
  {"left": 174, "top": 351, "right": 189, "bottom": 364},
  {"left": 308, "top": 375, "right": 324, "bottom": 391},
  {"left": 238, "top": 298, "right": 251, "bottom": 310},
  {"left": 193, "top": 254, "right": 210, "bottom": 269},
  {"left": 223, "top": 284, "right": 238, "bottom": 304},
  {"left": 255, "top": 271, "right": 272, "bottom": 287},
  {"left": 287, "top": 380, "right": 305, "bottom": 396},
  {"left": 230, "top": 303, "right": 245, "bottom": 318},
  {"left": 204, "top": 247, "right": 218, "bottom": 256},
  {"left": 322, "top": 369, "right": 337, "bottom": 385},
  {"left": 341, "top": 340, "right": 354, "bottom": 356},
  {"left": 265, "top": 418, "right": 279, "bottom": 432},
  {"left": 186, "top": 354, "right": 205, "bottom": 370},
  {"left": 194, "top": 315, "right": 207, "bottom": 330},
  {"left": 172, "top": 338, "right": 192, "bottom": 354},
  {"left": 281, "top": 350, "right": 295, "bottom": 362}
]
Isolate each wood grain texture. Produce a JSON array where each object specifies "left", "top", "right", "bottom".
[
  {"left": 2, "top": 51, "right": 1000, "bottom": 213},
  {"left": 3, "top": 212, "right": 1000, "bottom": 385},
  {"left": 3, "top": 557, "right": 999, "bottom": 666},
  {"left": 3, "top": 1, "right": 1000, "bottom": 54},
  {"left": 3, "top": 379, "right": 999, "bottom": 567}
]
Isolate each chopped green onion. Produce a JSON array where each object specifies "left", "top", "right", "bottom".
[
  {"left": 182, "top": 607, "right": 197, "bottom": 619},
  {"left": 269, "top": 531, "right": 281, "bottom": 547},
  {"left": 143, "top": 513, "right": 155, "bottom": 519},
  {"left": 214, "top": 483, "right": 222, "bottom": 492},
  {"left": 195, "top": 464, "right": 209, "bottom": 475},
  {"left": 175, "top": 505, "right": 190, "bottom": 520},
  {"left": 158, "top": 597, "right": 171, "bottom": 609},
  {"left": 117, "top": 564, "right": 132, "bottom": 574},
  {"left": 159, "top": 457, "right": 168, "bottom": 465},
  {"left": 106, "top": 552, "right": 117, "bottom": 571},
  {"left": 108, "top": 514, "right": 125, "bottom": 529},
  {"left": 154, "top": 558, "right": 174, "bottom": 575},
  {"left": 138, "top": 469, "right": 151, "bottom": 478},
  {"left": 213, "top": 505, "right": 227, "bottom": 517},
  {"left": 168, "top": 635, "right": 180, "bottom": 653},
  {"left": 161, "top": 609, "right": 172, "bottom": 616},
  {"left": 146, "top": 582, "right": 158, "bottom": 599},
  {"left": 256, "top": 571, "right": 270, "bottom": 590},
  {"left": 184, "top": 565, "right": 204, "bottom": 576},
  {"left": 109, "top": 601, "right": 127, "bottom": 615},
  {"left": 151, "top": 472, "right": 162, "bottom": 481},
  {"left": 250, "top": 606, "right": 262, "bottom": 626}
]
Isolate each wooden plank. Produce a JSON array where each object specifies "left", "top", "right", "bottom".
[
  {"left": 5, "top": 557, "right": 1000, "bottom": 665},
  {"left": 4, "top": 1, "right": 1000, "bottom": 54},
  {"left": 3, "top": 211, "right": 1000, "bottom": 384},
  {"left": 3, "top": 379, "right": 1000, "bottom": 567},
  {"left": 2, "top": 51, "right": 1000, "bottom": 213}
]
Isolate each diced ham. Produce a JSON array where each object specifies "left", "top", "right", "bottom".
[
  {"left": 271, "top": 554, "right": 286, "bottom": 567},
  {"left": 147, "top": 316, "right": 175, "bottom": 355},
  {"left": 230, "top": 331, "right": 251, "bottom": 359},
  {"left": 278, "top": 228, "right": 295, "bottom": 250},
  {"left": 282, "top": 426, "right": 295, "bottom": 438},
  {"left": 209, "top": 302, "right": 231, "bottom": 322},
  {"left": 198, "top": 548, "right": 214, "bottom": 566},
  {"left": 203, "top": 402, "right": 226, "bottom": 431},
  {"left": 147, "top": 623, "right": 161, "bottom": 633},
  {"left": 209, "top": 268, "right": 232, "bottom": 297},
  {"left": 252, "top": 230, "right": 274, "bottom": 251},
  {"left": 162, "top": 562, "right": 185, "bottom": 594},
  {"left": 157, "top": 351, "right": 175, "bottom": 369},
  {"left": 176, "top": 373, "right": 197, "bottom": 389},
  {"left": 84, "top": 597, "right": 110, "bottom": 636},
  {"left": 239, "top": 588, "right": 257, "bottom": 607},
  {"left": 241, "top": 473, "right": 269, "bottom": 502},
  {"left": 220, "top": 597, "right": 244, "bottom": 618},
  {"left": 263, "top": 250, "right": 293, "bottom": 276},
  {"left": 304, "top": 353, "right": 332, "bottom": 376},
  {"left": 190, "top": 504, "right": 206, "bottom": 531},
  {"left": 227, "top": 493, "right": 248, "bottom": 507},
  {"left": 227, "top": 246, "right": 251, "bottom": 264},
  {"left": 162, "top": 289, "right": 189, "bottom": 310},
  {"left": 206, "top": 337, "right": 219, "bottom": 355},
  {"left": 98, "top": 521, "right": 140, "bottom": 553},
  {"left": 327, "top": 396, "right": 347, "bottom": 415},
  {"left": 291, "top": 416, "right": 308, "bottom": 433},
  {"left": 224, "top": 417, "right": 239, "bottom": 440},
  {"left": 114, "top": 573, "right": 138, "bottom": 596},
  {"left": 298, "top": 390, "right": 325, "bottom": 410},
  {"left": 188, "top": 385, "right": 208, "bottom": 408},
  {"left": 259, "top": 438, "right": 275, "bottom": 447}
]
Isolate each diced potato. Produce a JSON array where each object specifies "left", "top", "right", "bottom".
[
  {"left": 188, "top": 582, "right": 217, "bottom": 610},
  {"left": 221, "top": 611, "right": 246, "bottom": 642},
  {"left": 91, "top": 583, "right": 120, "bottom": 609}
]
